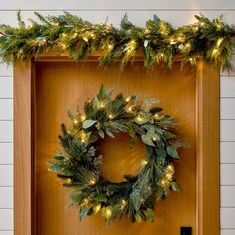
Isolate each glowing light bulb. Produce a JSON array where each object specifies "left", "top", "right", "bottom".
[
  {"left": 170, "top": 38, "right": 176, "bottom": 45},
  {"left": 83, "top": 198, "right": 89, "bottom": 205},
  {"left": 144, "top": 29, "right": 150, "bottom": 34},
  {"left": 185, "top": 43, "right": 191, "bottom": 48},
  {"left": 107, "top": 44, "right": 114, "bottom": 50},
  {"left": 165, "top": 173, "right": 173, "bottom": 180},
  {"left": 98, "top": 102, "right": 105, "bottom": 109},
  {"left": 80, "top": 131, "right": 87, "bottom": 143},
  {"left": 125, "top": 96, "right": 131, "bottom": 102},
  {"left": 61, "top": 44, "right": 67, "bottom": 49},
  {"left": 166, "top": 164, "right": 174, "bottom": 173},
  {"left": 90, "top": 33, "right": 95, "bottom": 39},
  {"left": 130, "top": 40, "right": 136, "bottom": 45},
  {"left": 73, "top": 119, "right": 78, "bottom": 124},
  {"left": 200, "top": 22, "right": 205, "bottom": 26},
  {"left": 177, "top": 36, "right": 183, "bottom": 42},
  {"left": 105, "top": 208, "right": 112, "bottom": 218},
  {"left": 136, "top": 116, "right": 143, "bottom": 122},
  {"left": 81, "top": 115, "right": 86, "bottom": 121},
  {"left": 127, "top": 106, "right": 132, "bottom": 112},
  {"left": 80, "top": 132, "right": 86, "bottom": 138},
  {"left": 141, "top": 160, "right": 148, "bottom": 166},
  {"left": 154, "top": 113, "right": 159, "bottom": 118},
  {"left": 216, "top": 23, "right": 222, "bottom": 29},
  {"left": 161, "top": 179, "right": 167, "bottom": 186},
  {"left": 121, "top": 199, "right": 127, "bottom": 205},
  {"left": 216, "top": 38, "right": 223, "bottom": 47},
  {"left": 108, "top": 114, "right": 114, "bottom": 119},
  {"left": 89, "top": 179, "right": 96, "bottom": 185},
  {"left": 29, "top": 22, "right": 34, "bottom": 28},
  {"left": 66, "top": 178, "right": 72, "bottom": 184},
  {"left": 212, "top": 48, "right": 219, "bottom": 55},
  {"left": 152, "top": 136, "right": 157, "bottom": 141}
]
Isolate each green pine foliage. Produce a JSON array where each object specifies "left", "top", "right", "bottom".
[
  {"left": 49, "top": 85, "right": 183, "bottom": 224},
  {"left": 0, "top": 12, "right": 234, "bottom": 71}
]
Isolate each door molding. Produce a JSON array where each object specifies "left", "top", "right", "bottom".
[{"left": 14, "top": 55, "right": 220, "bottom": 235}]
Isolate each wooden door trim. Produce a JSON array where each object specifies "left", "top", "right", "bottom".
[
  {"left": 14, "top": 59, "right": 35, "bottom": 235},
  {"left": 14, "top": 56, "right": 220, "bottom": 235},
  {"left": 196, "top": 61, "right": 220, "bottom": 235}
]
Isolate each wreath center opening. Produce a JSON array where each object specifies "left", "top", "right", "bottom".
[{"left": 98, "top": 132, "right": 146, "bottom": 183}]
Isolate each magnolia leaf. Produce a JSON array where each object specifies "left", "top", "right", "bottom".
[
  {"left": 153, "top": 14, "right": 161, "bottom": 24},
  {"left": 48, "top": 163, "right": 62, "bottom": 172},
  {"left": 171, "top": 182, "right": 182, "bottom": 192},
  {"left": 152, "top": 133, "right": 160, "bottom": 141},
  {"left": 134, "top": 116, "right": 149, "bottom": 125},
  {"left": 166, "top": 146, "right": 179, "bottom": 159},
  {"left": 144, "top": 40, "right": 149, "bottom": 48},
  {"left": 83, "top": 36, "right": 89, "bottom": 42},
  {"left": 93, "top": 203, "right": 101, "bottom": 214},
  {"left": 93, "top": 155, "right": 103, "bottom": 167},
  {"left": 142, "top": 97, "right": 160, "bottom": 112},
  {"left": 97, "top": 84, "right": 112, "bottom": 100},
  {"left": 111, "top": 99, "right": 123, "bottom": 110},
  {"left": 135, "top": 212, "right": 142, "bottom": 223},
  {"left": 106, "top": 130, "right": 115, "bottom": 138},
  {"left": 141, "top": 134, "right": 155, "bottom": 147},
  {"left": 130, "top": 135, "right": 138, "bottom": 146},
  {"left": 145, "top": 208, "right": 155, "bottom": 223},
  {"left": 156, "top": 186, "right": 164, "bottom": 200},
  {"left": 67, "top": 109, "right": 74, "bottom": 120},
  {"left": 94, "top": 193, "right": 107, "bottom": 202},
  {"left": 83, "top": 120, "right": 97, "bottom": 129},
  {"left": 150, "top": 107, "right": 163, "bottom": 113},
  {"left": 92, "top": 96, "right": 99, "bottom": 110},
  {"left": 54, "top": 152, "right": 64, "bottom": 160},
  {"left": 156, "top": 148, "right": 166, "bottom": 162},
  {"left": 98, "top": 129, "right": 105, "bottom": 138},
  {"left": 79, "top": 206, "right": 89, "bottom": 221},
  {"left": 163, "top": 131, "right": 175, "bottom": 139},
  {"left": 178, "top": 44, "right": 184, "bottom": 50}
]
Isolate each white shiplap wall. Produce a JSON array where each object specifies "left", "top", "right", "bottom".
[{"left": 0, "top": 1, "right": 234, "bottom": 234}]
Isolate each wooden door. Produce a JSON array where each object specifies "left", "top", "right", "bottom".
[
  {"left": 35, "top": 61, "right": 195, "bottom": 235},
  {"left": 14, "top": 57, "right": 219, "bottom": 235}
]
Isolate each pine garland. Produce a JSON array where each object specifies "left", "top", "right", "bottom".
[
  {"left": 49, "top": 85, "right": 183, "bottom": 224},
  {"left": 0, "top": 11, "right": 234, "bottom": 71}
]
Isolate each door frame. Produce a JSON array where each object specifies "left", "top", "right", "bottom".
[{"left": 14, "top": 54, "right": 220, "bottom": 235}]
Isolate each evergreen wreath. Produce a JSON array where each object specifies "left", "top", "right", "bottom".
[{"left": 49, "top": 85, "right": 183, "bottom": 224}]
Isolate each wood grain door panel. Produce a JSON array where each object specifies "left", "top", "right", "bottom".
[
  {"left": 35, "top": 61, "right": 195, "bottom": 235},
  {"left": 14, "top": 57, "right": 219, "bottom": 235}
]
